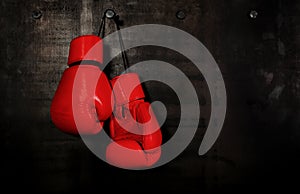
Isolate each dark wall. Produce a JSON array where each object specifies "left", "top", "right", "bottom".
[{"left": 1, "top": 0, "right": 299, "bottom": 193}]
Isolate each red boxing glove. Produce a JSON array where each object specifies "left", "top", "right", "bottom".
[
  {"left": 50, "top": 35, "right": 112, "bottom": 135},
  {"left": 106, "top": 73, "right": 162, "bottom": 169}
]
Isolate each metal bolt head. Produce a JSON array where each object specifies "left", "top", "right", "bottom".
[
  {"left": 249, "top": 10, "right": 258, "bottom": 19},
  {"left": 176, "top": 10, "right": 186, "bottom": 20},
  {"left": 105, "top": 9, "right": 116, "bottom": 19},
  {"left": 32, "top": 10, "right": 42, "bottom": 19}
]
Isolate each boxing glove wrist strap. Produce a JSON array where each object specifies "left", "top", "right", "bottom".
[{"left": 68, "top": 60, "right": 102, "bottom": 67}]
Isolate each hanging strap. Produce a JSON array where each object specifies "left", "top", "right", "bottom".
[
  {"left": 97, "top": 14, "right": 106, "bottom": 38},
  {"left": 113, "top": 15, "right": 129, "bottom": 70},
  {"left": 97, "top": 9, "right": 129, "bottom": 71}
]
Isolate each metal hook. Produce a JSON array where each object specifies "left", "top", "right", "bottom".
[{"left": 105, "top": 9, "right": 116, "bottom": 19}]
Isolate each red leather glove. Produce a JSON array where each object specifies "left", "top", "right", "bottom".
[
  {"left": 50, "top": 35, "right": 112, "bottom": 135},
  {"left": 106, "top": 73, "right": 162, "bottom": 169}
]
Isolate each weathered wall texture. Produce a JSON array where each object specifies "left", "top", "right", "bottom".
[{"left": 1, "top": 0, "right": 299, "bottom": 193}]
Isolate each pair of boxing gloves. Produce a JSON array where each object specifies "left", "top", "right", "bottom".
[{"left": 50, "top": 35, "right": 162, "bottom": 169}]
